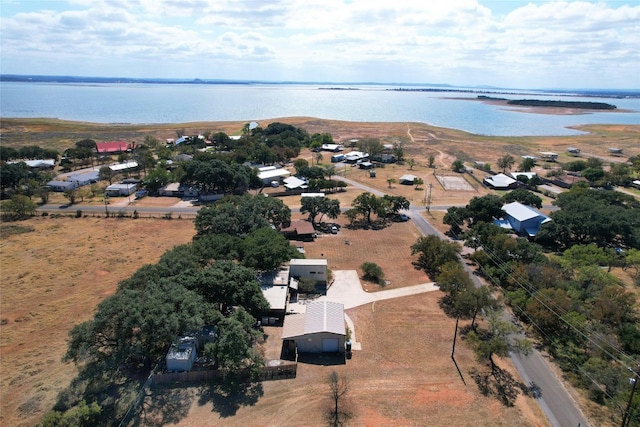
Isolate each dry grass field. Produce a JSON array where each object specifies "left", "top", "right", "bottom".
[
  {"left": 0, "top": 217, "right": 196, "bottom": 427},
  {"left": 1, "top": 117, "right": 638, "bottom": 426}
]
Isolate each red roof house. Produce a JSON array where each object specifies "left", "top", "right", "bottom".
[{"left": 96, "top": 141, "right": 135, "bottom": 154}]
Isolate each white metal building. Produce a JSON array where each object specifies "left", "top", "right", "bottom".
[{"left": 282, "top": 300, "right": 346, "bottom": 353}]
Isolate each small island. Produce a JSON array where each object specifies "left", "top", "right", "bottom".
[{"left": 477, "top": 95, "right": 617, "bottom": 110}]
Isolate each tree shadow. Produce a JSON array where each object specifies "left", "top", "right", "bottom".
[
  {"left": 132, "top": 385, "right": 195, "bottom": 427},
  {"left": 197, "top": 377, "right": 264, "bottom": 418},
  {"left": 469, "top": 364, "right": 527, "bottom": 407},
  {"left": 297, "top": 352, "right": 346, "bottom": 366}
]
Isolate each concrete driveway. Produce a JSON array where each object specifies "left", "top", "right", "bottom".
[{"left": 289, "top": 270, "right": 439, "bottom": 350}]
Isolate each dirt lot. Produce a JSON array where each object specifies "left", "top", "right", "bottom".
[{"left": 0, "top": 217, "right": 196, "bottom": 427}]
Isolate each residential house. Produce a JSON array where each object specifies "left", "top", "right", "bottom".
[{"left": 498, "top": 201, "right": 552, "bottom": 237}]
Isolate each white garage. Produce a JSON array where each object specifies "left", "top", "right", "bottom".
[{"left": 282, "top": 300, "right": 346, "bottom": 354}]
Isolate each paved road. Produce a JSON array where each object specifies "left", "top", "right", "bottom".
[{"left": 333, "top": 174, "right": 590, "bottom": 427}]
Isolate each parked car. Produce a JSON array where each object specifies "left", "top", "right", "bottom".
[{"left": 331, "top": 226, "right": 338, "bottom": 234}]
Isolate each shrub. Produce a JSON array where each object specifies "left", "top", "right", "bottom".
[
  {"left": 361, "top": 261, "right": 385, "bottom": 285},
  {"left": 298, "top": 277, "right": 317, "bottom": 293},
  {"left": 75, "top": 210, "right": 82, "bottom": 218}
]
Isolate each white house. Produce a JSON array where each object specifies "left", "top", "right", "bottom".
[
  {"left": 498, "top": 202, "right": 552, "bottom": 237},
  {"left": 484, "top": 173, "right": 517, "bottom": 190},
  {"left": 289, "top": 258, "right": 328, "bottom": 283},
  {"left": 258, "top": 168, "right": 291, "bottom": 184},
  {"left": 282, "top": 300, "right": 346, "bottom": 353}
]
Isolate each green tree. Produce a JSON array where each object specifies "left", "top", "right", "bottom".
[
  {"left": 454, "top": 285, "right": 498, "bottom": 329},
  {"left": 428, "top": 155, "right": 435, "bottom": 168},
  {"left": 411, "top": 235, "right": 462, "bottom": 278},
  {"left": 351, "top": 192, "right": 381, "bottom": 225},
  {"left": 413, "top": 177, "right": 424, "bottom": 190},
  {"left": 214, "top": 308, "right": 263, "bottom": 374},
  {"left": 301, "top": 196, "right": 340, "bottom": 225},
  {"left": 467, "top": 194, "right": 505, "bottom": 225},
  {"left": 466, "top": 309, "right": 532, "bottom": 372},
  {"left": 502, "top": 188, "right": 542, "bottom": 209},
  {"left": 386, "top": 178, "right": 396, "bottom": 188},
  {"left": 99, "top": 165, "right": 114, "bottom": 184},
  {"left": 435, "top": 261, "right": 473, "bottom": 297},
  {"left": 240, "top": 227, "right": 300, "bottom": 271},
  {"left": 407, "top": 158, "right": 416, "bottom": 170},
  {"left": 361, "top": 262, "right": 385, "bottom": 285},
  {"left": 519, "top": 157, "right": 536, "bottom": 172},
  {"left": 451, "top": 159, "right": 465, "bottom": 173},
  {"left": 497, "top": 154, "right": 516, "bottom": 173},
  {"left": 63, "top": 188, "right": 78, "bottom": 205},
  {"left": 1, "top": 194, "right": 37, "bottom": 219}
]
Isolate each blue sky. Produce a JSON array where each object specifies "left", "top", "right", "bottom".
[{"left": 1, "top": 0, "right": 639, "bottom": 89}]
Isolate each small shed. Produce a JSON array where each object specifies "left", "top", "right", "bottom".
[
  {"left": 609, "top": 148, "right": 623, "bottom": 155},
  {"left": 399, "top": 174, "right": 417, "bottom": 185},
  {"left": 358, "top": 161, "right": 374, "bottom": 169},
  {"left": 166, "top": 337, "right": 197, "bottom": 372},
  {"left": 282, "top": 300, "right": 346, "bottom": 353}
]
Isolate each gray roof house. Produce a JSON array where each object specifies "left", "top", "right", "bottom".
[
  {"left": 282, "top": 300, "right": 346, "bottom": 353},
  {"left": 497, "top": 202, "right": 552, "bottom": 237}
]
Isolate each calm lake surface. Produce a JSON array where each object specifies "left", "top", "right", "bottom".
[{"left": 1, "top": 82, "right": 639, "bottom": 136}]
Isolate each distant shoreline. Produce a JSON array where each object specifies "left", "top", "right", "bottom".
[{"left": 2, "top": 74, "right": 639, "bottom": 99}]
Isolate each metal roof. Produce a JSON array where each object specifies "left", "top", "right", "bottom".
[
  {"left": 502, "top": 202, "right": 546, "bottom": 222},
  {"left": 289, "top": 258, "right": 327, "bottom": 266},
  {"left": 484, "top": 173, "right": 516, "bottom": 188},
  {"left": 282, "top": 300, "right": 345, "bottom": 339}
]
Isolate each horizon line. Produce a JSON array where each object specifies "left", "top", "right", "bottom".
[{"left": 1, "top": 73, "right": 639, "bottom": 93}]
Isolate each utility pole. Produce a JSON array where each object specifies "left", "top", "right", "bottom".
[
  {"left": 622, "top": 364, "right": 639, "bottom": 427},
  {"left": 426, "top": 183, "right": 433, "bottom": 213},
  {"left": 104, "top": 192, "right": 109, "bottom": 217}
]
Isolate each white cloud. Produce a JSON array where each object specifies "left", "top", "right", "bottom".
[{"left": 1, "top": 0, "right": 638, "bottom": 88}]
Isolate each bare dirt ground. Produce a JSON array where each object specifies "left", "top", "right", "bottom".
[{"left": 0, "top": 217, "right": 196, "bottom": 427}]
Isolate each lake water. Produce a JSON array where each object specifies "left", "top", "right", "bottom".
[{"left": 1, "top": 82, "right": 639, "bottom": 136}]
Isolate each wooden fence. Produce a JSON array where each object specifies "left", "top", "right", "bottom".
[{"left": 150, "top": 363, "right": 297, "bottom": 386}]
